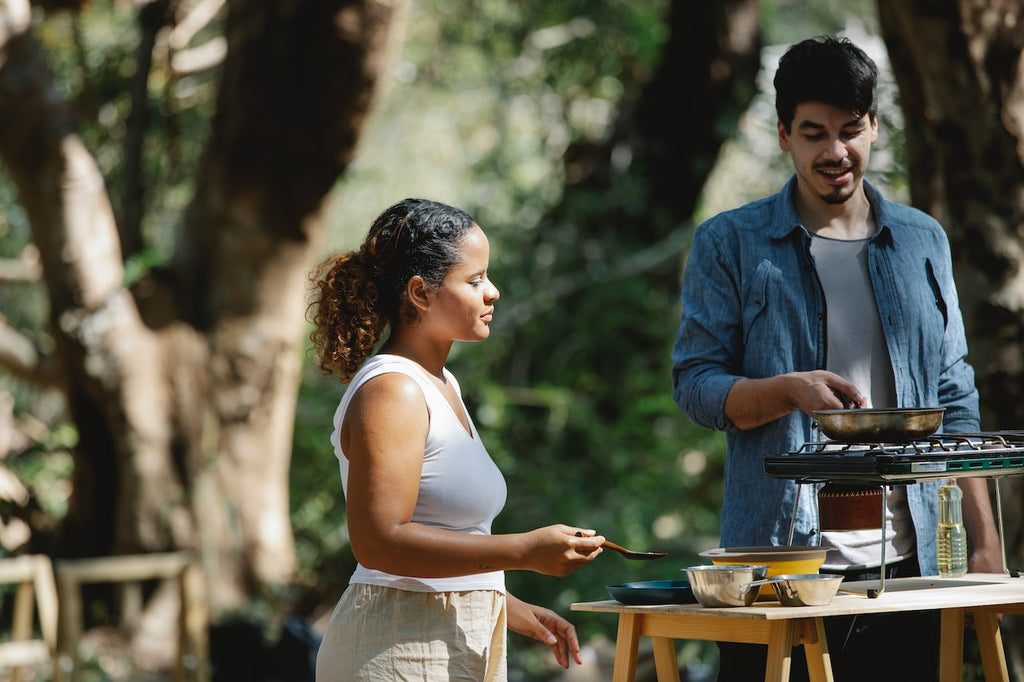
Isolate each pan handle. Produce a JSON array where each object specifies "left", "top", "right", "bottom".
[{"left": 739, "top": 578, "right": 781, "bottom": 591}]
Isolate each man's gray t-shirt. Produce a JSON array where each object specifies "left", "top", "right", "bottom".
[{"left": 810, "top": 233, "right": 914, "bottom": 569}]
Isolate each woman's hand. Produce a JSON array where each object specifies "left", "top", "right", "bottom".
[
  {"left": 522, "top": 525, "right": 604, "bottom": 576},
  {"left": 505, "top": 592, "right": 583, "bottom": 669}
]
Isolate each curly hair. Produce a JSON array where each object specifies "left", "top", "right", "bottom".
[{"left": 307, "top": 198, "right": 476, "bottom": 382}]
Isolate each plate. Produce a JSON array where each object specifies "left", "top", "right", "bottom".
[
  {"left": 699, "top": 546, "right": 831, "bottom": 599},
  {"left": 606, "top": 579, "right": 697, "bottom": 605},
  {"left": 699, "top": 546, "right": 831, "bottom": 563}
]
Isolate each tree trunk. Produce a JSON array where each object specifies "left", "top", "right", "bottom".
[
  {"left": 633, "top": 0, "right": 762, "bottom": 229},
  {"left": 878, "top": 1, "right": 1024, "bottom": 677},
  {"left": 160, "top": 0, "right": 407, "bottom": 606},
  {"left": 0, "top": 0, "right": 406, "bottom": 614},
  {"left": 0, "top": 0, "right": 173, "bottom": 562},
  {"left": 556, "top": 0, "right": 762, "bottom": 244},
  {"left": 488, "top": 0, "right": 763, "bottom": 615}
]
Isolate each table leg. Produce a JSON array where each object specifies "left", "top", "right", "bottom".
[
  {"left": 764, "top": 620, "right": 795, "bottom": 682},
  {"left": 651, "top": 636, "right": 681, "bottom": 682},
  {"left": 612, "top": 613, "right": 642, "bottom": 682},
  {"left": 939, "top": 608, "right": 965, "bottom": 682},
  {"left": 973, "top": 610, "right": 1009, "bottom": 682},
  {"left": 801, "top": 618, "right": 834, "bottom": 682}
]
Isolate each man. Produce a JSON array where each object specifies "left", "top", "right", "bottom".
[{"left": 671, "top": 35, "right": 1002, "bottom": 682}]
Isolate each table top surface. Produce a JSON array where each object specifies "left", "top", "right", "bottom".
[{"left": 572, "top": 573, "right": 1024, "bottom": 620}]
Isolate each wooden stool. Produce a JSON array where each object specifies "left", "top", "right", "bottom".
[
  {"left": 55, "top": 551, "right": 209, "bottom": 682},
  {"left": 0, "top": 554, "right": 61, "bottom": 682}
]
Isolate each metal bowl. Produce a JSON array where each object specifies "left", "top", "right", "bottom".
[
  {"left": 682, "top": 564, "right": 768, "bottom": 607},
  {"left": 813, "top": 407, "right": 945, "bottom": 443},
  {"left": 699, "top": 546, "right": 830, "bottom": 598},
  {"left": 742, "top": 573, "right": 845, "bottom": 607}
]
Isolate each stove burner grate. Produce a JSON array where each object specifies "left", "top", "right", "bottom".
[
  {"left": 766, "top": 431, "right": 1024, "bottom": 485},
  {"left": 793, "top": 431, "right": 1024, "bottom": 457}
]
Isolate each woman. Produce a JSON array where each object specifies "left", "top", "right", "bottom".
[{"left": 308, "top": 198, "right": 605, "bottom": 681}]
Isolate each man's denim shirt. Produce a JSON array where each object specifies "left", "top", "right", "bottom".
[{"left": 671, "top": 176, "right": 979, "bottom": 574}]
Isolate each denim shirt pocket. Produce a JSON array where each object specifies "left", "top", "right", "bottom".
[
  {"left": 911, "top": 257, "right": 950, "bottom": 370},
  {"left": 741, "top": 259, "right": 773, "bottom": 347},
  {"left": 924, "top": 258, "right": 949, "bottom": 330}
]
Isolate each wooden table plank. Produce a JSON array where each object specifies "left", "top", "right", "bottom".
[
  {"left": 572, "top": 574, "right": 1024, "bottom": 682},
  {"left": 939, "top": 609, "right": 966, "bottom": 682},
  {"left": 639, "top": 613, "right": 775, "bottom": 644},
  {"left": 612, "top": 613, "right": 642, "bottom": 682},
  {"left": 651, "top": 637, "right": 682, "bottom": 682},
  {"left": 973, "top": 611, "right": 1009, "bottom": 682},
  {"left": 800, "top": 618, "right": 834, "bottom": 682},
  {"left": 764, "top": 621, "right": 795, "bottom": 682}
]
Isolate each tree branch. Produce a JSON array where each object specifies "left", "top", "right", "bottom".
[
  {"left": 118, "top": 0, "right": 172, "bottom": 260},
  {"left": 493, "top": 223, "right": 691, "bottom": 334},
  {"left": 168, "top": 0, "right": 225, "bottom": 51},
  {"left": 0, "top": 314, "right": 59, "bottom": 387},
  {"left": 170, "top": 36, "right": 225, "bottom": 75},
  {"left": 0, "top": 245, "right": 41, "bottom": 282}
]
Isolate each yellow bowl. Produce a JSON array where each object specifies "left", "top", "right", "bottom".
[{"left": 699, "top": 547, "right": 830, "bottom": 598}]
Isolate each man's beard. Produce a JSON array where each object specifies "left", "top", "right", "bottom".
[{"left": 821, "top": 187, "right": 855, "bottom": 205}]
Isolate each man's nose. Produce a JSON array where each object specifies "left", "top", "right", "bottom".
[{"left": 823, "top": 136, "right": 847, "bottom": 160}]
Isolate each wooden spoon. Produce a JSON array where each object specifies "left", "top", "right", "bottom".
[
  {"left": 577, "top": 532, "right": 668, "bottom": 560},
  {"left": 603, "top": 540, "right": 668, "bottom": 560}
]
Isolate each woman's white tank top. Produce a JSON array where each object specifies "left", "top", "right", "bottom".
[{"left": 331, "top": 354, "right": 507, "bottom": 592}]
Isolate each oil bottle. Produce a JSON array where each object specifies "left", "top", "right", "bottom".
[{"left": 936, "top": 478, "right": 968, "bottom": 578}]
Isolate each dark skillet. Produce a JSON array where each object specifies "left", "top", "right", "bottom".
[{"left": 813, "top": 407, "right": 945, "bottom": 443}]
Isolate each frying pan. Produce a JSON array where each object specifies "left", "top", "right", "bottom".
[{"left": 814, "top": 407, "right": 945, "bottom": 443}]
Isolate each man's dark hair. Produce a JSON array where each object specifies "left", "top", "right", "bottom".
[{"left": 774, "top": 35, "right": 878, "bottom": 132}]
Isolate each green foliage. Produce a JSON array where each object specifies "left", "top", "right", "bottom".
[
  {"left": 294, "top": 0, "right": 726, "bottom": 661},
  {"left": 760, "top": 0, "right": 878, "bottom": 44},
  {"left": 294, "top": 0, "right": 882, "bottom": 668},
  {"left": 0, "top": 0, "right": 887, "bottom": 676},
  {"left": 4, "top": 448, "right": 74, "bottom": 519},
  {"left": 289, "top": 357, "right": 358, "bottom": 604},
  {"left": 325, "top": 0, "right": 670, "bottom": 249},
  {"left": 0, "top": 168, "right": 48, "bottom": 360},
  {"left": 35, "top": 2, "right": 216, "bottom": 257},
  {"left": 0, "top": 0, "right": 217, "bottom": 465}
]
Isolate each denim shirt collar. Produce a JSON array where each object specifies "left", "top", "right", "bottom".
[{"left": 767, "top": 175, "right": 895, "bottom": 245}]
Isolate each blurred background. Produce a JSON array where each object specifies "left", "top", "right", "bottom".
[{"left": 2, "top": 0, "right": 1023, "bottom": 680}]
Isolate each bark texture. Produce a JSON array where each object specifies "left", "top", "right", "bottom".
[
  {"left": 0, "top": 0, "right": 406, "bottom": 613},
  {"left": 634, "top": 0, "right": 762, "bottom": 230}
]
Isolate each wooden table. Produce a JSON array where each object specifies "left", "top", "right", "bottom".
[{"left": 571, "top": 573, "right": 1024, "bottom": 682}]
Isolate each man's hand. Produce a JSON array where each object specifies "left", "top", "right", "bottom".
[{"left": 725, "top": 370, "right": 864, "bottom": 430}]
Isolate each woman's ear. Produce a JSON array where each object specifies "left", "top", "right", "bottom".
[{"left": 405, "top": 275, "right": 431, "bottom": 312}]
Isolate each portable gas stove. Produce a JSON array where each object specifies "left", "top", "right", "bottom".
[
  {"left": 764, "top": 431, "right": 1024, "bottom": 484},
  {"left": 764, "top": 431, "right": 1024, "bottom": 597}
]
